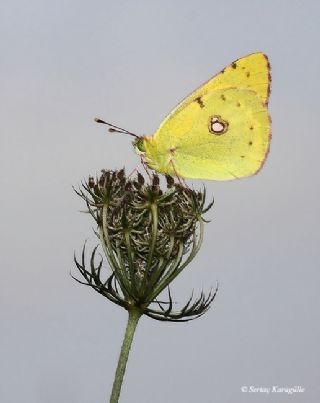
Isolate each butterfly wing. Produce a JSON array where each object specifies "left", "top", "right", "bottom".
[
  {"left": 144, "top": 88, "right": 270, "bottom": 180},
  {"left": 181, "top": 52, "right": 271, "bottom": 105},
  {"left": 153, "top": 52, "right": 270, "bottom": 138},
  {"left": 142, "top": 52, "right": 271, "bottom": 180}
]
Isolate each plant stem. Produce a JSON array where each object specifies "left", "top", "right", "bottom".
[{"left": 110, "top": 308, "right": 141, "bottom": 403}]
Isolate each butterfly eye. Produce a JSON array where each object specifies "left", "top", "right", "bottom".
[
  {"left": 133, "top": 137, "right": 146, "bottom": 153},
  {"left": 208, "top": 115, "right": 229, "bottom": 135}
]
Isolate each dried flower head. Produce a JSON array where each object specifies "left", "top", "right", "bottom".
[{"left": 73, "top": 169, "right": 217, "bottom": 322}]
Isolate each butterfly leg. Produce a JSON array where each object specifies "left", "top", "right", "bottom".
[
  {"left": 168, "top": 158, "right": 188, "bottom": 188},
  {"left": 141, "top": 157, "right": 153, "bottom": 180},
  {"left": 128, "top": 161, "right": 143, "bottom": 178}
]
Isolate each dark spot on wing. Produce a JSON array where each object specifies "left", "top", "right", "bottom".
[
  {"left": 246, "top": 71, "right": 250, "bottom": 78},
  {"left": 221, "top": 94, "right": 226, "bottom": 101},
  {"left": 231, "top": 62, "right": 237, "bottom": 69},
  {"left": 248, "top": 141, "right": 253, "bottom": 146},
  {"left": 250, "top": 126, "right": 254, "bottom": 130},
  {"left": 194, "top": 96, "right": 204, "bottom": 108},
  {"left": 237, "top": 102, "right": 241, "bottom": 107},
  {"left": 241, "top": 155, "right": 245, "bottom": 158}
]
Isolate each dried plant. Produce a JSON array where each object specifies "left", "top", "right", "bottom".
[{"left": 73, "top": 169, "right": 217, "bottom": 402}]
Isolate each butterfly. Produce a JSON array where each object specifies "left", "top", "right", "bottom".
[{"left": 96, "top": 52, "right": 271, "bottom": 180}]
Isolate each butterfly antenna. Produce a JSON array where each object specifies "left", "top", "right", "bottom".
[{"left": 94, "top": 118, "right": 139, "bottom": 138}]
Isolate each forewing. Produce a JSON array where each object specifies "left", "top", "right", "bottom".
[
  {"left": 154, "top": 52, "right": 270, "bottom": 140},
  {"left": 147, "top": 87, "right": 271, "bottom": 180}
]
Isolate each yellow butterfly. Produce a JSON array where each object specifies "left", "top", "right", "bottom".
[{"left": 97, "top": 52, "right": 271, "bottom": 180}]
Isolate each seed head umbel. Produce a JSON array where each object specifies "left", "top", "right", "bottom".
[{"left": 73, "top": 169, "right": 217, "bottom": 322}]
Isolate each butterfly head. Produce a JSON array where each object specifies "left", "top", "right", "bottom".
[{"left": 133, "top": 137, "right": 146, "bottom": 156}]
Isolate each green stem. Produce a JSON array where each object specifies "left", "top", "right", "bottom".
[
  {"left": 110, "top": 308, "right": 142, "bottom": 403},
  {"left": 146, "top": 203, "right": 158, "bottom": 270},
  {"left": 139, "top": 203, "right": 158, "bottom": 295}
]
